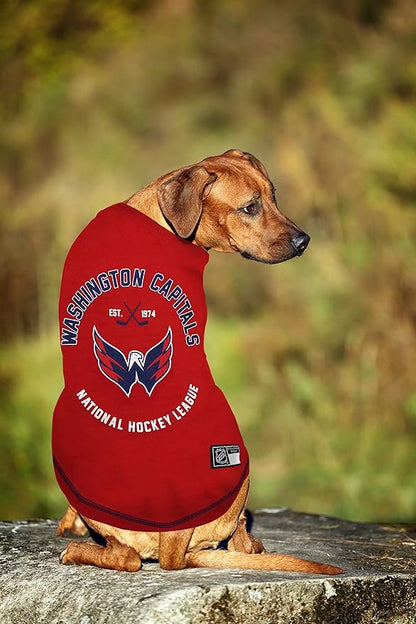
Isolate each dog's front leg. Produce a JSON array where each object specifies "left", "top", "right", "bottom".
[
  {"left": 158, "top": 528, "right": 194, "bottom": 570},
  {"left": 61, "top": 536, "right": 142, "bottom": 572}
]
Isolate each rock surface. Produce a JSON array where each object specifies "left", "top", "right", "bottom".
[{"left": 0, "top": 509, "right": 415, "bottom": 623}]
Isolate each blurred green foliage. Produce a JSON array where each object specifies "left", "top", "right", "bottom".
[{"left": 0, "top": 0, "right": 415, "bottom": 522}]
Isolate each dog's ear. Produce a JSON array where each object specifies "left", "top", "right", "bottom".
[
  {"left": 222, "top": 149, "right": 269, "bottom": 179},
  {"left": 157, "top": 167, "right": 217, "bottom": 238}
]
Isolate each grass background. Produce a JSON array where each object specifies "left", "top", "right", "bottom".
[{"left": 0, "top": 0, "right": 415, "bottom": 523}]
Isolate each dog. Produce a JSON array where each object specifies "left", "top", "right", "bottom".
[{"left": 54, "top": 149, "right": 342, "bottom": 575}]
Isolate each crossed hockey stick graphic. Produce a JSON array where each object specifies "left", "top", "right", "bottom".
[{"left": 116, "top": 301, "right": 148, "bottom": 327}]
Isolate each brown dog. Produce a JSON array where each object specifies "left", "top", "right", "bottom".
[{"left": 57, "top": 149, "right": 342, "bottom": 575}]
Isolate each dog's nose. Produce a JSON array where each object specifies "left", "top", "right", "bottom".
[{"left": 291, "top": 231, "right": 310, "bottom": 255}]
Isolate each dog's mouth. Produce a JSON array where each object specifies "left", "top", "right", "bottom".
[
  {"left": 241, "top": 250, "right": 300, "bottom": 265},
  {"left": 242, "top": 240, "right": 310, "bottom": 265},
  {"left": 231, "top": 231, "right": 310, "bottom": 265}
]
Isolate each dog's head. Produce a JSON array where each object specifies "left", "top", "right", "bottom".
[{"left": 157, "top": 149, "right": 310, "bottom": 264}]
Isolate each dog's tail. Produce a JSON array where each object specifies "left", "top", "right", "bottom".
[{"left": 185, "top": 550, "right": 343, "bottom": 574}]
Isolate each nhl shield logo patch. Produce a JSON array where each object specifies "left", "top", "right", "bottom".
[{"left": 211, "top": 445, "right": 241, "bottom": 468}]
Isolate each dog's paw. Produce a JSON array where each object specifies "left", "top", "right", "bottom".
[
  {"left": 59, "top": 547, "right": 70, "bottom": 565},
  {"left": 247, "top": 532, "right": 265, "bottom": 554},
  {"left": 59, "top": 546, "right": 78, "bottom": 566}
]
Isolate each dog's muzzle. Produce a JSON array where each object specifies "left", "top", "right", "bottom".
[{"left": 291, "top": 231, "right": 310, "bottom": 256}]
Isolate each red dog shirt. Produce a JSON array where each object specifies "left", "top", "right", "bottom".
[{"left": 52, "top": 203, "right": 249, "bottom": 531}]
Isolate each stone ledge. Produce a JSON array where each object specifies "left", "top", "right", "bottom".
[{"left": 0, "top": 509, "right": 415, "bottom": 623}]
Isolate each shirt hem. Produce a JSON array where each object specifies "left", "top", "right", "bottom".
[{"left": 53, "top": 456, "right": 249, "bottom": 531}]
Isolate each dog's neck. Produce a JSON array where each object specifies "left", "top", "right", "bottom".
[{"left": 126, "top": 185, "right": 171, "bottom": 232}]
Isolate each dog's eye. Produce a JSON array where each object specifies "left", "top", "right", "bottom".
[{"left": 240, "top": 203, "right": 259, "bottom": 216}]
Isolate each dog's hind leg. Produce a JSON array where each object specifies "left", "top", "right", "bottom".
[
  {"left": 56, "top": 505, "right": 88, "bottom": 537},
  {"left": 186, "top": 508, "right": 343, "bottom": 574},
  {"left": 60, "top": 537, "right": 142, "bottom": 572},
  {"left": 227, "top": 512, "right": 265, "bottom": 554},
  {"left": 186, "top": 504, "right": 343, "bottom": 573}
]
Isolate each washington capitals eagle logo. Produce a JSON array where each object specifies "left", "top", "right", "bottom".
[{"left": 92, "top": 326, "right": 173, "bottom": 397}]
